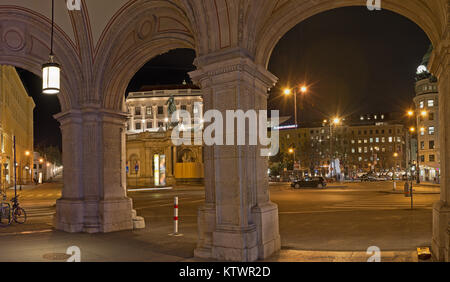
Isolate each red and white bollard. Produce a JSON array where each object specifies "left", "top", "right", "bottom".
[
  {"left": 174, "top": 196, "right": 179, "bottom": 234},
  {"left": 170, "top": 197, "right": 182, "bottom": 236}
]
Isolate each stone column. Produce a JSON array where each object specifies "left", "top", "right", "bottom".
[
  {"left": 189, "top": 48, "right": 280, "bottom": 261},
  {"left": 431, "top": 43, "right": 450, "bottom": 261},
  {"left": 55, "top": 107, "right": 134, "bottom": 233}
]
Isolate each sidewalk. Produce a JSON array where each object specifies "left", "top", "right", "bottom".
[{"left": 0, "top": 228, "right": 428, "bottom": 262}]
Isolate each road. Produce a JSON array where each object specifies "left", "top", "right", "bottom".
[{"left": 0, "top": 179, "right": 440, "bottom": 261}]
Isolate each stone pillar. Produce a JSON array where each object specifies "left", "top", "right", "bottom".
[
  {"left": 189, "top": 49, "right": 280, "bottom": 261},
  {"left": 55, "top": 107, "right": 134, "bottom": 233},
  {"left": 431, "top": 44, "right": 450, "bottom": 261}
]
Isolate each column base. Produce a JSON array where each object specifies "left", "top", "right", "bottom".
[
  {"left": 55, "top": 197, "right": 134, "bottom": 233},
  {"left": 211, "top": 225, "right": 259, "bottom": 262},
  {"left": 432, "top": 200, "right": 450, "bottom": 261},
  {"left": 194, "top": 203, "right": 216, "bottom": 259},
  {"left": 252, "top": 202, "right": 281, "bottom": 259}
]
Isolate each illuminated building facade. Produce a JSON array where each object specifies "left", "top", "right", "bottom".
[
  {"left": 413, "top": 46, "right": 440, "bottom": 182},
  {"left": 125, "top": 85, "right": 204, "bottom": 187},
  {"left": 0, "top": 65, "right": 35, "bottom": 188}
]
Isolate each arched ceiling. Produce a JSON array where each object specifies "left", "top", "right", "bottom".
[{"left": 0, "top": 0, "right": 130, "bottom": 49}]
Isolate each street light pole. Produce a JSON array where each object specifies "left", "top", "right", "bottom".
[
  {"left": 294, "top": 88, "right": 297, "bottom": 127},
  {"left": 13, "top": 136, "right": 17, "bottom": 200}
]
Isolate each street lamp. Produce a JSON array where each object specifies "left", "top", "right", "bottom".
[
  {"left": 42, "top": 0, "right": 61, "bottom": 95},
  {"left": 283, "top": 85, "right": 308, "bottom": 127},
  {"left": 406, "top": 110, "right": 421, "bottom": 184}
]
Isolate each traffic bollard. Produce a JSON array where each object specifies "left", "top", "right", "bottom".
[{"left": 169, "top": 196, "right": 182, "bottom": 236}]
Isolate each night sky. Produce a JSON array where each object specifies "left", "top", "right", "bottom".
[
  {"left": 16, "top": 7, "right": 430, "bottom": 150},
  {"left": 268, "top": 7, "right": 430, "bottom": 122}
]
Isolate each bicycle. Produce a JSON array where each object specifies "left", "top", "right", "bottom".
[
  {"left": 0, "top": 195, "right": 11, "bottom": 227},
  {"left": 11, "top": 195, "right": 26, "bottom": 224}
]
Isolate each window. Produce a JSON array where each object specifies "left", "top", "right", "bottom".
[
  {"left": 135, "top": 122, "right": 141, "bottom": 130},
  {"left": 388, "top": 137, "right": 393, "bottom": 143},
  {"left": 419, "top": 101, "right": 424, "bottom": 108},
  {"left": 420, "top": 141, "right": 425, "bottom": 150},
  {"left": 430, "top": 155, "right": 435, "bottom": 162},
  {"left": 375, "top": 137, "right": 379, "bottom": 143},
  {"left": 428, "top": 100, "right": 434, "bottom": 107},
  {"left": 358, "top": 147, "right": 362, "bottom": 153},
  {"left": 369, "top": 138, "right": 373, "bottom": 143},
  {"left": 429, "top": 113, "right": 434, "bottom": 121},
  {"left": 420, "top": 155, "right": 425, "bottom": 162},
  {"left": 382, "top": 137, "right": 385, "bottom": 143},
  {"left": 158, "top": 106, "right": 164, "bottom": 115},
  {"left": 364, "top": 147, "right": 368, "bottom": 153},
  {"left": 181, "top": 105, "right": 187, "bottom": 111},
  {"left": 364, "top": 139, "right": 368, "bottom": 144},
  {"left": 351, "top": 148, "right": 356, "bottom": 153},
  {"left": 429, "top": 141, "right": 435, "bottom": 149},
  {"left": 158, "top": 122, "right": 164, "bottom": 128},
  {"left": 147, "top": 121, "right": 153, "bottom": 129},
  {"left": 146, "top": 106, "right": 152, "bottom": 116},
  {"left": 135, "top": 107, "right": 141, "bottom": 116},
  {"left": 397, "top": 137, "right": 401, "bottom": 143},
  {"left": 429, "top": 127, "right": 435, "bottom": 135}
]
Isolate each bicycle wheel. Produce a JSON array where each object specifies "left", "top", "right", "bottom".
[
  {"left": 13, "top": 207, "right": 26, "bottom": 224},
  {"left": 0, "top": 206, "right": 11, "bottom": 227}
]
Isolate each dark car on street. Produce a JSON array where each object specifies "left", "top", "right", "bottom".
[
  {"left": 360, "top": 174, "right": 377, "bottom": 182},
  {"left": 291, "top": 177, "right": 327, "bottom": 189}
]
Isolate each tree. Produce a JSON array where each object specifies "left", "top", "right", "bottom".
[{"left": 36, "top": 145, "right": 62, "bottom": 166}]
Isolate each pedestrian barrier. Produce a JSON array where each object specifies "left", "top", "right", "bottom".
[{"left": 169, "top": 196, "right": 182, "bottom": 236}]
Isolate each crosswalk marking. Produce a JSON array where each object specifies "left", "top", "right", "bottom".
[{"left": 24, "top": 207, "right": 55, "bottom": 218}]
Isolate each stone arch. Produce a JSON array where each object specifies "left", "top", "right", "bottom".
[
  {"left": 0, "top": 6, "right": 83, "bottom": 111},
  {"left": 90, "top": 0, "right": 196, "bottom": 111},
  {"left": 252, "top": 0, "right": 444, "bottom": 68}
]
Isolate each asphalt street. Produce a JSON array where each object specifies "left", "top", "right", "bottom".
[{"left": 0, "top": 178, "right": 440, "bottom": 261}]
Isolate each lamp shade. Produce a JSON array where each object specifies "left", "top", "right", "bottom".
[{"left": 42, "top": 61, "right": 60, "bottom": 95}]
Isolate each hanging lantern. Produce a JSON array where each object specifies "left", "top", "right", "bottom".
[
  {"left": 42, "top": 0, "right": 60, "bottom": 95},
  {"left": 42, "top": 56, "right": 60, "bottom": 94}
]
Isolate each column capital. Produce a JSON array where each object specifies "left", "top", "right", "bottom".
[
  {"left": 189, "top": 47, "right": 278, "bottom": 90},
  {"left": 54, "top": 106, "right": 128, "bottom": 126}
]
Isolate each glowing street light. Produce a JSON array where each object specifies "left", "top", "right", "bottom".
[
  {"left": 410, "top": 127, "right": 416, "bottom": 133},
  {"left": 407, "top": 110, "right": 414, "bottom": 117},
  {"left": 333, "top": 117, "right": 341, "bottom": 125},
  {"left": 283, "top": 84, "right": 308, "bottom": 127},
  {"left": 393, "top": 152, "right": 399, "bottom": 158},
  {"left": 42, "top": 0, "right": 60, "bottom": 95},
  {"left": 25, "top": 151, "right": 30, "bottom": 156},
  {"left": 421, "top": 110, "right": 428, "bottom": 117}
]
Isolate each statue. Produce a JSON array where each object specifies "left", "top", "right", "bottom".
[{"left": 166, "top": 96, "right": 178, "bottom": 128}]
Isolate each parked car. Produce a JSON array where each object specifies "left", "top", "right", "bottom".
[
  {"left": 291, "top": 177, "right": 327, "bottom": 189},
  {"left": 360, "top": 174, "right": 377, "bottom": 182}
]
